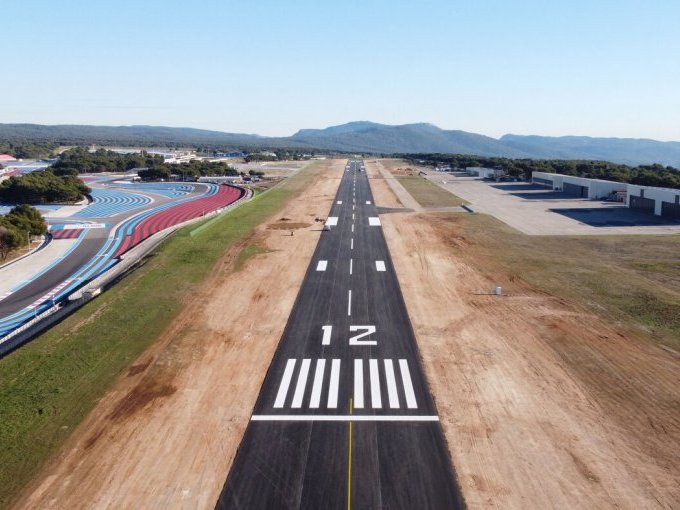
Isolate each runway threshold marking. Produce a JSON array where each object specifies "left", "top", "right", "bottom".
[
  {"left": 273, "top": 359, "right": 296, "bottom": 408},
  {"left": 251, "top": 415, "right": 440, "bottom": 422}
]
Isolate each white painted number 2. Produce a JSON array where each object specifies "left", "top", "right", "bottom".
[{"left": 349, "top": 325, "right": 377, "bottom": 346}]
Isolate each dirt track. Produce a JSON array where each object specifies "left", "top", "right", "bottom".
[
  {"left": 366, "top": 160, "right": 680, "bottom": 508},
  {"left": 15, "top": 160, "right": 344, "bottom": 509}
]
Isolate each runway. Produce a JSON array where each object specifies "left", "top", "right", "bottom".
[{"left": 217, "top": 161, "right": 463, "bottom": 508}]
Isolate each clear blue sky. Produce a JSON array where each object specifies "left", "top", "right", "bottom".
[{"left": 2, "top": 0, "right": 679, "bottom": 140}]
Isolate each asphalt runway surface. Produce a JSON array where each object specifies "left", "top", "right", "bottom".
[{"left": 217, "top": 161, "right": 464, "bottom": 509}]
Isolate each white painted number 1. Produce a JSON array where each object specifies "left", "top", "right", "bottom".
[{"left": 349, "top": 325, "right": 377, "bottom": 346}]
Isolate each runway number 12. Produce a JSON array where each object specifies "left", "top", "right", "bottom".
[{"left": 320, "top": 325, "right": 376, "bottom": 346}]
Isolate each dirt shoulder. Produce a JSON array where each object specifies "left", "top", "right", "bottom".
[
  {"left": 15, "top": 160, "right": 344, "bottom": 509},
  {"left": 366, "top": 160, "right": 680, "bottom": 508}
]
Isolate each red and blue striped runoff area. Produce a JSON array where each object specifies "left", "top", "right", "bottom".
[
  {"left": 114, "top": 184, "right": 244, "bottom": 257},
  {"left": 51, "top": 228, "right": 83, "bottom": 240}
]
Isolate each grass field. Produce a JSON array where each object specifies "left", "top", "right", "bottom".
[
  {"left": 454, "top": 213, "right": 680, "bottom": 350},
  {"left": 0, "top": 162, "right": 319, "bottom": 508},
  {"left": 396, "top": 175, "right": 464, "bottom": 208}
]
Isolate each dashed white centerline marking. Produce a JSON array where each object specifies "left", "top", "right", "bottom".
[
  {"left": 376, "top": 260, "right": 386, "bottom": 271},
  {"left": 384, "top": 359, "right": 400, "bottom": 409},
  {"left": 351, "top": 224, "right": 354, "bottom": 233},
  {"left": 399, "top": 359, "right": 418, "bottom": 409},
  {"left": 352, "top": 213, "right": 355, "bottom": 220},
  {"left": 291, "top": 359, "right": 311, "bottom": 408},
  {"left": 347, "top": 289, "right": 352, "bottom": 316},
  {"left": 321, "top": 325, "right": 332, "bottom": 345},
  {"left": 354, "top": 359, "right": 364, "bottom": 409},
  {"left": 368, "top": 217, "right": 381, "bottom": 226},
  {"left": 327, "top": 359, "right": 341, "bottom": 408},
  {"left": 274, "top": 359, "right": 296, "bottom": 408},
  {"left": 370, "top": 359, "right": 382, "bottom": 408},
  {"left": 309, "top": 359, "right": 326, "bottom": 408},
  {"left": 350, "top": 238, "right": 354, "bottom": 250},
  {"left": 316, "top": 260, "right": 328, "bottom": 271},
  {"left": 349, "top": 258, "right": 353, "bottom": 275}
]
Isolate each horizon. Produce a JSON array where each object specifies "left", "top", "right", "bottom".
[{"left": 2, "top": 1, "right": 679, "bottom": 141}]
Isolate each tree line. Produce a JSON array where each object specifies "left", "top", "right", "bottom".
[
  {"left": 53, "top": 148, "right": 240, "bottom": 181},
  {"left": 0, "top": 171, "right": 91, "bottom": 204},
  {"left": 0, "top": 205, "right": 47, "bottom": 260},
  {"left": 400, "top": 154, "right": 680, "bottom": 190}
]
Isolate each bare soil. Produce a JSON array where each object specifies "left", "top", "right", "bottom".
[
  {"left": 366, "top": 160, "right": 680, "bottom": 508},
  {"left": 15, "top": 160, "right": 345, "bottom": 509}
]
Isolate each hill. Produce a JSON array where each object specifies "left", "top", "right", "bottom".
[
  {"left": 292, "top": 122, "right": 529, "bottom": 157},
  {"left": 1, "top": 122, "right": 679, "bottom": 167},
  {"left": 500, "top": 134, "right": 680, "bottom": 168}
]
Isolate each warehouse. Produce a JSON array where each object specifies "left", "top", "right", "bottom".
[
  {"left": 466, "top": 167, "right": 505, "bottom": 180},
  {"left": 627, "top": 185, "right": 680, "bottom": 220},
  {"left": 532, "top": 172, "right": 626, "bottom": 199}
]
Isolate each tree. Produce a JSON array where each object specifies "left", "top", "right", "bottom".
[{"left": 0, "top": 225, "right": 22, "bottom": 260}]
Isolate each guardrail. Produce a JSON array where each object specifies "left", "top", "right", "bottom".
[{"left": 0, "top": 186, "right": 251, "bottom": 357}]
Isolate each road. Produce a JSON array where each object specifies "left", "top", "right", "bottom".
[{"left": 217, "top": 161, "right": 464, "bottom": 508}]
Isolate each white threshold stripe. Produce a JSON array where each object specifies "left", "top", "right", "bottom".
[
  {"left": 327, "top": 359, "right": 341, "bottom": 408},
  {"left": 354, "top": 359, "right": 364, "bottom": 408},
  {"left": 309, "top": 359, "right": 326, "bottom": 408},
  {"left": 291, "top": 359, "right": 311, "bottom": 408},
  {"left": 369, "top": 359, "right": 382, "bottom": 408},
  {"left": 274, "top": 359, "right": 296, "bottom": 408},
  {"left": 384, "top": 359, "right": 400, "bottom": 408},
  {"left": 399, "top": 359, "right": 418, "bottom": 409},
  {"left": 252, "top": 415, "right": 439, "bottom": 422}
]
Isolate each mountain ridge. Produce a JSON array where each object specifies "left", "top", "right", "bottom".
[{"left": 1, "top": 122, "right": 679, "bottom": 167}]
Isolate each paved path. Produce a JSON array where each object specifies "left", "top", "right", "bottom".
[{"left": 217, "top": 160, "right": 463, "bottom": 509}]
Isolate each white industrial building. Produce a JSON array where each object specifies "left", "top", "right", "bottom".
[
  {"left": 532, "top": 171, "right": 680, "bottom": 219},
  {"left": 627, "top": 185, "right": 680, "bottom": 220},
  {"left": 532, "top": 172, "right": 626, "bottom": 199},
  {"left": 466, "top": 167, "right": 505, "bottom": 180}
]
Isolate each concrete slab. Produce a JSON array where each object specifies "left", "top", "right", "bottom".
[{"left": 424, "top": 173, "right": 680, "bottom": 236}]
